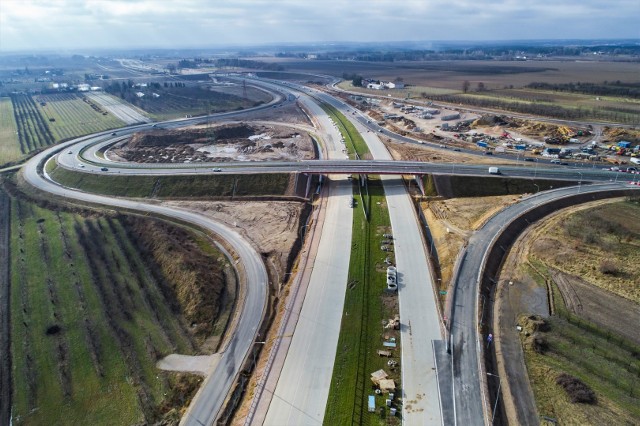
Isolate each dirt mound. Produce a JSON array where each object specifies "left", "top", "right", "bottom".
[
  {"left": 603, "top": 127, "right": 640, "bottom": 143},
  {"left": 123, "top": 216, "right": 227, "bottom": 340},
  {"left": 471, "top": 115, "right": 509, "bottom": 127},
  {"left": 113, "top": 122, "right": 315, "bottom": 164},
  {"left": 128, "top": 123, "right": 254, "bottom": 148}
]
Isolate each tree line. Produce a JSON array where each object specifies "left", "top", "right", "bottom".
[{"left": 526, "top": 81, "right": 640, "bottom": 99}]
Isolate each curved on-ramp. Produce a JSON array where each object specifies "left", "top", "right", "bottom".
[{"left": 22, "top": 129, "right": 269, "bottom": 426}]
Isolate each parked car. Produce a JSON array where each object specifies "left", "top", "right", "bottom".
[{"left": 100, "top": 167, "right": 108, "bottom": 172}]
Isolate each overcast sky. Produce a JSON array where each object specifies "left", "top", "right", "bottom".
[{"left": 1, "top": 0, "right": 639, "bottom": 52}]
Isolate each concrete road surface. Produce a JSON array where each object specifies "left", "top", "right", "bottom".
[{"left": 264, "top": 94, "right": 354, "bottom": 425}]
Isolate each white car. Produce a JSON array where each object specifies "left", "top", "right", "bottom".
[{"left": 550, "top": 159, "right": 561, "bottom": 164}]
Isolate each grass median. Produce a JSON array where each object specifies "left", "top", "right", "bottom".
[{"left": 324, "top": 180, "right": 401, "bottom": 426}]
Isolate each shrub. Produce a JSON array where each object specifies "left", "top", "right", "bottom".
[
  {"left": 599, "top": 260, "right": 621, "bottom": 276},
  {"left": 556, "top": 373, "right": 597, "bottom": 404}
]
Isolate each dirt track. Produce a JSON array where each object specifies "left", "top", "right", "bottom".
[
  {"left": 549, "top": 269, "right": 640, "bottom": 345},
  {"left": 0, "top": 189, "right": 11, "bottom": 425}
]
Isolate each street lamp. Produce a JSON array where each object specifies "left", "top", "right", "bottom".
[
  {"left": 578, "top": 172, "right": 583, "bottom": 193},
  {"left": 533, "top": 183, "right": 539, "bottom": 194},
  {"left": 487, "top": 372, "right": 502, "bottom": 425}
]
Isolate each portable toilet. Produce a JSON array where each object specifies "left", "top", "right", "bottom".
[{"left": 368, "top": 395, "right": 375, "bottom": 412}]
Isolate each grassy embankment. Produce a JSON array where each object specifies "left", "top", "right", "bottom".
[
  {"left": 322, "top": 105, "right": 401, "bottom": 425},
  {"left": 34, "top": 93, "right": 125, "bottom": 141},
  {"left": 47, "top": 163, "right": 291, "bottom": 198},
  {"left": 520, "top": 199, "right": 640, "bottom": 425},
  {"left": 7, "top": 187, "right": 233, "bottom": 425},
  {"left": 0, "top": 98, "right": 23, "bottom": 165}
]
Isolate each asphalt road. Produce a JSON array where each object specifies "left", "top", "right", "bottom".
[{"left": 442, "top": 182, "right": 640, "bottom": 426}]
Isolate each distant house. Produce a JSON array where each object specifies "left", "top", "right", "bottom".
[
  {"left": 152, "top": 92, "right": 160, "bottom": 98},
  {"left": 76, "top": 83, "right": 90, "bottom": 92},
  {"left": 135, "top": 91, "right": 145, "bottom": 98}
]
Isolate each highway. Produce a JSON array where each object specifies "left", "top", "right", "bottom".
[
  {"left": 262, "top": 89, "right": 354, "bottom": 425},
  {"left": 441, "top": 182, "right": 640, "bottom": 425},
  {"left": 20, "top": 72, "right": 640, "bottom": 426}
]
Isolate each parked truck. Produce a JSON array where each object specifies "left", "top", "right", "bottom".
[{"left": 488, "top": 167, "right": 501, "bottom": 175}]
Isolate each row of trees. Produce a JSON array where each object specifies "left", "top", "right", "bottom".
[
  {"left": 429, "top": 93, "right": 636, "bottom": 124},
  {"left": 526, "top": 81, "right": 640, "bottom": 99}
]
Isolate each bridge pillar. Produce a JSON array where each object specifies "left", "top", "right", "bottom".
[
  {"left": 304, "top": 173, "right": 312, "bottom": 199},
  {"left": 415, "top": 175, "right": 425, "bottom": 196}
]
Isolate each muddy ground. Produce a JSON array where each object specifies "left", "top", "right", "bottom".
[
  {"left": 549, "top": 269, "right": 640, "bottom": 345},
  {"left": 384, "top": 139, "right": 517, "bottom": 164},
  {"left": 109, "top": 122, "right": 315, "bottom": 164},
  {"left": 161, "top": 200, "right": 304, "bottom": 279}
]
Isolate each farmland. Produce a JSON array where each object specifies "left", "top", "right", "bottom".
[
  {"left": 9, "top": 94, "right": 55, "bottom": 154},
  {"left": 34, "top": 93, "right": 125, "bottom": 141},
  {"left": 0, "top": 98, "right": 22, "bottom": 165},
  {"left": 105, "top": 83, "right": 273, "bottom": 121},
  {"left": 8, "top": 192, "right": 230, "bottom": 425},
  {"left": 315, "top": 59, "right": 640, "bottom": 123}
]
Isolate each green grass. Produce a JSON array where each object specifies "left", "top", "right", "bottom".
[
  {"left": 34, "top": 93, "right": 125, "bottom": 141},
  {"left": 9, "top": 197, "right": 202, "bottom": 424},
  {"left": 47, "top": 163, "right": 291, "bottom": 198},
  {"left": 320, "top": 103, "right": 371, "bottom": 159},
  {"left": 0, "top": 97, "right": 23, "bottom": 165},
  {"left": 324, "top": 181, "right": 400, "bottom": 426},
  {"left": 522, "top": 260, "right": 640, "bottom": 424}
]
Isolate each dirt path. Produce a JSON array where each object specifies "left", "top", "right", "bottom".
[
  {"left": 0, "top": 189, "right": 11, "bottom": 425},
  {"left": 156, "top": 353, "right": 221, "bottom": 376},
  {"left": 550, "top": 269, "right": 640, "bottom": 346},
  {"left": 493, "top": 225, "right": 546, "bottom": 426}
]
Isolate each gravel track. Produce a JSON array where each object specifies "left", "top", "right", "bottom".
[{"left": 86, "top": 92, "right": 151, "bottom": 124}]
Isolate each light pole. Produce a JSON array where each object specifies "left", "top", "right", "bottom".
[
  {"left": 252, "top": 340, "right": 267, "bottom": 367},
  {"left": 534, "top": 158, "right": 539, "bottom": 179},
  {"left": 533, "top": 183, "right": 539, "bottom": 194},
  {"left": 487, "top": 372, "right": 502, "bottom": 425},
  {"left": 578, "top": 172, "right": 583, "bottom": 193}
]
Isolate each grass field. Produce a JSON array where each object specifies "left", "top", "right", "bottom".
[
  {"left": 10, "top": 94, "right": 55, "bottom": 153},
  {"left": 48, "top": 164, "right": 292, "bottom": 198},
  {"left": 0, "top": 98, "right": 22, "bottom": 165},
  {"left": 9, "top": 197, "right": 199, "bottom": 425},
  {"left": 324, "top": 180, "right": 400, "bottom": 426},
  {"left": 521, "top": 259, "right": 640, "bottom": 425},
  {"left": 33, "top": 93, "right": 125, "bottom": 141}
]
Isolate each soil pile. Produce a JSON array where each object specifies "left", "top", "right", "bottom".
[
  {"left": 113, "top": 123, "right": 315, "bottom": 163},
  {"left": 603, "top": 127, "right": 640, "bottom": 143},
  {"left": 128, "top": 124, "right": 254, "bottom": 148}
]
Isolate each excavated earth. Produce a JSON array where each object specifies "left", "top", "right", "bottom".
[{"left": 109, "top": 123, "right": 316, "bottom": 163}]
